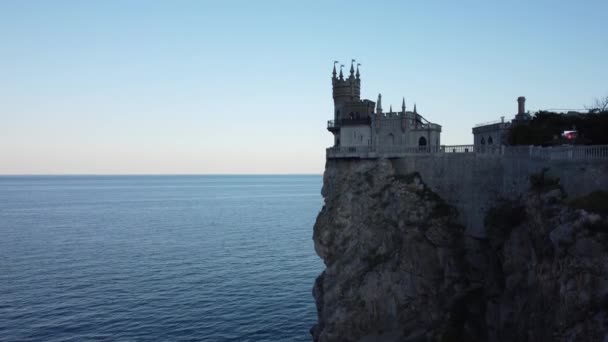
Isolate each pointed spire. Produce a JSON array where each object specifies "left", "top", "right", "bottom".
[
  {"left": 414, "top": 103, "right": 417, "bottom": 114},
  {"left": 339, "top": 64, "right": 344, "bottom": 80},
  {"left": 350, "top": 59, "right": 355, "bottom": 77},
  {"left": 376, "top": 93, "right": 383, "bottom": 114},
  {"left": 402, "top": 97, "right": 406, "bottom": 112},
  {"left": 390, "top": 105, "right": 393, "bottom": 113},
  {"left": 356, "top": 63, "right": 360, "bottom": 79},
  {"left": 332, "top": 61, "right": 338, "bottom": 79}
]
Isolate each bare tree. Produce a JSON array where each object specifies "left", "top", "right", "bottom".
[{"left": 587, "top": 95, "right": 608, "bottom": 113}]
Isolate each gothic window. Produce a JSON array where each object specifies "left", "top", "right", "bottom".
[
  {"left": 488, "top": 136, "right": 493, "bottom": 145},
  {"left": 388, "top": 133, "right": 395, "bottom": 145},
  {"left": 480, "top": 137, "right": 486, "bottom": 145},
  {"left": 418, "top": 136, "right": 427, "bottom": 146}
]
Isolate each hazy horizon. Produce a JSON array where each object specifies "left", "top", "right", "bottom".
[{"left": 2, "top": 0, "right": 607, "bottom": 174}]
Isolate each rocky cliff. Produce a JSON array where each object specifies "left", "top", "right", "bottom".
[{"left": 311, "top": 159, "right": 608, "bottom": 342}]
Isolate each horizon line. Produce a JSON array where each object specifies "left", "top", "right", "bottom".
[{"left": 0, "top": 173, "right": 323, "bottom": 177}]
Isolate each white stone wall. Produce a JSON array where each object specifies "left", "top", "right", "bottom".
[
  {"left": 473, "top": 123, "right": 510, "bottom": 146},
  {"left": 474, "top": 131, "right": 500, "bottom": 146},
  {"left": 392, "top": 155, "right": 608, "bottom": 238},
  {"left": 372, "top": 116, "right": 441, "bottom": 148},
  {"left": 340, "top": 125, "right": 372, "bottom": 147}
]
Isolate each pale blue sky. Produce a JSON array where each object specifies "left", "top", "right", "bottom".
[{"left": 1, "top": 0, "right": 606, "bottom": 174}]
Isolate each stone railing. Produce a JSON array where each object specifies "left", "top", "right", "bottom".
[
  {"left": 442, "top": 145, "right": 475, "bottom": 153},
  {"left": 326, "top": 144, "right": 608, "bottom": 161},
  {"left": 377, "top": 145, "right": 442, "bottom": 154},
  {"left": 327, "top": 118, "right": 372, "bottom": 129},
  {"left": 504, "top": 145, "right": 608, "bottom": 160}
]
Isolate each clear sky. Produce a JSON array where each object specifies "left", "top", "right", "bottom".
[{"left": 1, "top": 0, "right": 606, "bottom": 174}]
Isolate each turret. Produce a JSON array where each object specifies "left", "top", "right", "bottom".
[
  {"left": 376, "top": 94, "right": 383, "bottom": 114},
  {"left": 332, "top": 61, "right": 337, "bottom": 80},
  {"left": 332, "top": 59, "right": 361, "bottom": 117}
]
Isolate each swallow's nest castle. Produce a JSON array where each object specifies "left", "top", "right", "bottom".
[
  {"left": 327, "top": 61, "right": 442, "bottom": 153},
  {"left": 326, "top": 60, "right": 538, "bottom": 159}
]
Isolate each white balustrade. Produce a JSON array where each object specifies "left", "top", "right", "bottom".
[{"left": 327, "top": 143, "right": 608, "bottom": 161}]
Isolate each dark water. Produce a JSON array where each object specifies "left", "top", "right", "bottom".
[{"left": 0, "top": 175, "right": 323, "bottom": 341}]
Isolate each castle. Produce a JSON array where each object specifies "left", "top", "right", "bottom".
[
  {"left": 324, "top": 62, "right": 608, "bottom": 238},
  {"left": 327, "top": 61, "right": 442, "bottom": 153},
  {"left": 325, "top": 61, "right": 608, "bottom": 162}
]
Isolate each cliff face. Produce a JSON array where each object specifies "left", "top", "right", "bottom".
[{"left": 312, "top": 159, "right": 608, "bottom": 342}]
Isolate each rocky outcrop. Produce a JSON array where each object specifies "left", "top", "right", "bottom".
[
  {"left": 311, "top": 159, "right": 473, "bottom": 341},
  {"left": 312, "top": 159, "right": 608, "bottom": 341},
  {"left": 483, "top": 187, "right": 608, "bottom": 341}
]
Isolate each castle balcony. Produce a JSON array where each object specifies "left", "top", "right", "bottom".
[
  {"left": 327, "top": 120, "right": 338, "bottom": 132},
  {"left": 327, "top": 118, "right": 372, "bottom": 132}
]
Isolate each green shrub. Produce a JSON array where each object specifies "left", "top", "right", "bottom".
[
  {"left": 529, "top": 168, "right": 561, "bottom": 193},
  {"left": 569, "top": 191, "right": 608, "bottom": 215}
]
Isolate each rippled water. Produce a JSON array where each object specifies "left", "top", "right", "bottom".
[{"left": 0, "top": 175, "right": 323, "bottom": 341}]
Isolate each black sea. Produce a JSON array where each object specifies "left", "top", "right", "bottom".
[{"left": 0, "top": 175, "right": 323, "bottom": 341}]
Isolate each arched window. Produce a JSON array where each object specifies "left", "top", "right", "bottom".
[
  {"left": 480, "top": 137, "right": 486, "bottom": 145},
  {"left": 388, "top": 133, "right": 395, "bottom": 145},
  {"left": 488, "top": 136, "right": 493, "bottom": 145},
  {"left": 418, "top": 136, "right": 427, "bottom": 146}
]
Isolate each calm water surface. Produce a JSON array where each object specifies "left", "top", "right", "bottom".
[{"left": 0, "top": 175, "right": 323, "bottom": 341}]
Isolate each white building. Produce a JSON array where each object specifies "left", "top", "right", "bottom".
[{"left": 472, "top": 96, "right": 531, "bottom": 147}]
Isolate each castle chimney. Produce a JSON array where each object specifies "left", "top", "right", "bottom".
[{"left": 517, "top": 96, "right": 526, "bottom": 115}]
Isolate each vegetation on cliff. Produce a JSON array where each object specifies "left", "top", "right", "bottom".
[{"left": 509, "top": 110, "right": 608, "bottom": 146}]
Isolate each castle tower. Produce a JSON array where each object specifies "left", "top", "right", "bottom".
[{"left": 332, "top": 60, "right": 361, "bottom": 120}]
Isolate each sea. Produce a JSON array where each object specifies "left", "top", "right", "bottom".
[{"left": 0, "top": 175, "right": 324, "bottom": 341}]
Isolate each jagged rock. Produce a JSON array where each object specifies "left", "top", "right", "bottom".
[
  {"left": 312, "top": 159, "right": 474, "bottom": 341},
  {"left": 312, "top": 158, "right": 608, "bottom": 342}
]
